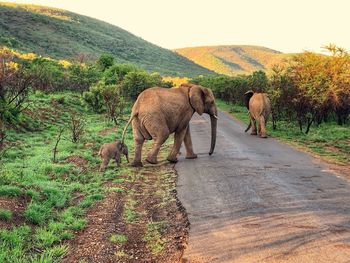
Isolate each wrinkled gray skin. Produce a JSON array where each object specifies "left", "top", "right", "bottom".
[
  {"left": 98, "top": 140, "right": 129, "bottom": 171},
  {"left": 121, "top": 83, "right": 218, "bottom": 167}
]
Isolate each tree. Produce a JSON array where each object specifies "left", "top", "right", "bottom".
[
  {"left": 103, "top": 63, "right": 137, "bottom": 85},
  {"left": 248, "top": 70, "right": 268, "bottom": 92},
  {"left": 68, "top": 63, "right": 101, "bottom": 92},
  {"left": 27, "top": 57, "right": 66, "bottom": 91},
  {"left": 0, "top": 48, "right": 36, "bottom": 124},
  {"left": 97, "top": 53, "right": 115, "bottom": 71},
  {"left": 100, "top": 84, "right": 126, "bottom": 124},
  {"left": 82, "top": 81, "right": 126, "bottom": 124},
  {"left": 122, "top": 71, "right": 155, "bottom": 100}
]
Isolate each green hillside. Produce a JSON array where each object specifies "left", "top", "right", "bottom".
[
  {"left": 175, "top": 45, "right": 292, "bottom": 76},
  {"left": 0, "top": 2, "right": 214, "bottom": 77}
]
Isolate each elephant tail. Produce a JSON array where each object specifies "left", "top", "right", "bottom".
[
  {"left": 245, "top": 120, "right": 251, "bottom": 132},
  {"left": 121, "top": 112, "right": 137, "bottom": 144},
  {"left": 97, "top": 146, "right": 102, "bottom": 156},
  {"left": 244, "top": 90, "right": 254, "bottom": 110}
]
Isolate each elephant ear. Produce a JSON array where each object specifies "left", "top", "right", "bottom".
[
  {"left": 189, "top": 86, "right": 204, "bottom": 115},
  {"left": 244, "top": 90, "right": 254, "bottom": 110}
]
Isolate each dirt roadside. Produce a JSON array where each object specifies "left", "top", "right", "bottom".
[{"left": 63, "top": 144, "right": 189, "bottom": 263}]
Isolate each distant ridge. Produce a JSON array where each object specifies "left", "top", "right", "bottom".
[
  {"left": 175, "top": 45, "right": 291, "bottom": 76},
  {"left": 0, "top": 2, "right": 215, "bottom": 77}
]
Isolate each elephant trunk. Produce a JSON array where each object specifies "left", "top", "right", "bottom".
[{"left": 209, "top": 114, "right": 217, "bottom": 155}]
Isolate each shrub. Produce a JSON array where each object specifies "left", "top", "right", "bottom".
[
  {"left": 82, "top": 83, "right": 105, "bottom": 113},
  {"left": 68, "top": 111, "right": 85, "bottom": 143},
  {"left": 83, "top": 82, "right": 126, "bottom": 124},
  {"left": 122, "top": 71, "right": 155, "bottom": 100}
]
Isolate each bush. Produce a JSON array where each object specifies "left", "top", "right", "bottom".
[
  {"left": 82, "top": 84, "right": 105, "bottom": 113},
  {"left": 83, "top": 81, "right": 126, "bottom": 124},
  {"left": 68, "top": 111, "right": 85, "bottom": 143},
  {"left": 97, "top": 53, "right": 115, "bottom": 71},
  {"left": 122, "top": 71, "right": 155, "bottom": 100},
  {"left": 103, "top": 63, "right": 137, "bottom": 85},
  {"left": 67, "top": 63, "right": 101, "bottom": 92}
]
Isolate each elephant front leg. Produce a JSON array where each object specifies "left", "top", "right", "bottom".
[
  {"left": 115, "top": 152, "right": 121, "bottom": 167},
  {"left": 167, "top": 129, "right": 187, "bottom": 163},
  {"left": 183, "top": 126, "right": 197, "bottom": 159}
]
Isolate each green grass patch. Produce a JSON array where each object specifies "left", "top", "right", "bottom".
[
  {"left": 0, "top": 91, "right": 133, "bottom": 261},
  {"left": 109, "top": 233, "right": 128, "bottom": 244},
  {"left": 0, "top": 209, "right": 12, "bottom": 221},
  {"left": 0, "top": 185, "right": 21, "bottom": 197},
  {"left": 143, "top": 221, "right": 167, "bottom": 255},
  {"left": 123, "top": 196, "right": 137, "bottom": 224}
]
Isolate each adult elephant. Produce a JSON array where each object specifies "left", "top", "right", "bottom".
[
  {"left": 122, "top": 83, "right": 218, "bottom": 167},
  {"left": 244, "top": 91, "right": 271, "bottom": 138}
]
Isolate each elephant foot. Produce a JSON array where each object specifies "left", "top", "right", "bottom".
[
  {"left": 260, "top": 134, "right": 268, "bottom": 138},
  {"left": 145, "top": 158, "right": 158, "bottom": 164},
  {"left": 131, "top": 161, "right": 143, "bottom": 167},
  {"left": 250, "top": 132, "right": 257, "bottom": 135},
  {"left": 185, "top": 153, "right": 198, "bottom": 159},
  {"left": 167, "top": 157, "right": 178, "bottom": 163}
]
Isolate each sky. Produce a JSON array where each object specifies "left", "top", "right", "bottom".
[{"left": 7, "top": 0, "right": 350, "bottom": 53}]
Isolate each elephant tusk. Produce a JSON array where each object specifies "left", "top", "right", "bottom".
[{"left": 213, "top": 115, "right": 218, "bottom": 119}]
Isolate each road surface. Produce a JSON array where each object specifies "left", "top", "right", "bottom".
[{"left": 176, "top": 111, "right": 350, "bottom": 263}]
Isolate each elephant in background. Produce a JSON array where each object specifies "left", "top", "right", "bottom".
[
  {"left": 122, "top": 83, "right": 218, "bottom": 167},
  {"left": 244, "top": 91, "right": 271, "bottom": 138}
]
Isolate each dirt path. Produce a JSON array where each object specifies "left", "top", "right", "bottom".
[{"left": 176, "top": 112, "right": 350, "bottom": 263}]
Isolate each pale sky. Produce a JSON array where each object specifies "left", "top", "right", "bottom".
[{"left": 7, "top": 0, "right": 350, "bottom": 53}]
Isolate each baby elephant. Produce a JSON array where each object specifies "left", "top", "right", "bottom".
[{"left": 98, "top": 140, "right": 129, "bottom": 171}]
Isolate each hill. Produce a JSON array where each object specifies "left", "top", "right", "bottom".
[
  {"left": 175, "top": 45, "right": 292, "bottom": 76},
  {"left": 0, "top": 2, "right": 214, "bottom": 77}
]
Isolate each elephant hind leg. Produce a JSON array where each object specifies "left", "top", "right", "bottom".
[
  {"left": 259, "top": 115, "right": 267, "bottom": 138},
  {"left": 99, "top": 158, "right": 110, "bottom": 172},
  {"left": 250, "top": 118, "right": 257, "bottom": 135},
  {"left": 167, "top": 128, "right": 188, "bottom": 163},
  {"left": 132, "top": 119, "right": 145, "bottom": 167},
  {"left": 146, "top": 126, "right": 169, "bottom": 164}
]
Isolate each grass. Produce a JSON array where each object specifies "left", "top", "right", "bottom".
[
  {"left": 114, "top": 249, "right": 131, "bottom": 259},
  {"left": 143, "top": 221, "right": 167, "bottom": 255},
  {"left": 0, "top": 91, "right": 133, "bottom": 261},
  {"left": 0, "top": 209, "right": 12, "bottom": 221},
  {"left": 109, "top": 233, "right": 128, "bottom": 244},
  {"left": 123, "top": 195, "right": 137, "bottom": 224},
  {"left": 217, "top": 99, "right": 350, "bottom": 165},
  {"left": 0, "top": 185, "right": 22, "bottom": 197}
]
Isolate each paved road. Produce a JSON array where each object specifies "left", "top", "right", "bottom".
[{"left": 176, "top": 111, "right": 350, "bottom": 263}]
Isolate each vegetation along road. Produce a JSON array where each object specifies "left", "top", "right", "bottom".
[{"left": 177, "top": 111, "right": 350, "bottom": 263}]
